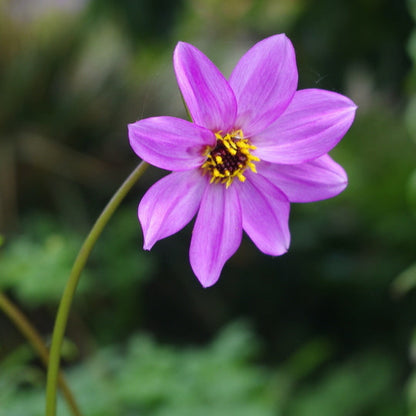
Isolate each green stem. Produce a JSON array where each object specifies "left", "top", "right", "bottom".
[
  {"left": 0, "top": 291, "right": 82, "bottom": 416},
  {"left": 45, "top": 161, "right": 148, "bottom": 416}
]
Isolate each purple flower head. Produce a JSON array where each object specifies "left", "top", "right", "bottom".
[{"left": 128, "top": 34, "right": 357, "bottom": 287}]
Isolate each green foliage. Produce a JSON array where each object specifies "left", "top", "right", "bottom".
[
  {"left": 0, "top": 323, "right": 276, "bottom": 416},
  {"left": 0, "top": 227, "right": 88, "bottom": 306},
  {"left": 410, "top": 0, "right": 416, "bottom": 24},
  {"left": 399, "top": 1, "right": 416, "bottom": 415},
  {"left": 91, "top": 207, "right": 154, "bottom": 293},
  {"left": 393, "top": 261, "right": 416, "bottom": 296},
  {"left": 0, "top": 323, "right": 404, "bottom": 416},
  {"left": 0, "top": 210, "right": 153, "bottom": 308},
  {"left": 284, "top": 352, "right": 402, "bottom": 416}
]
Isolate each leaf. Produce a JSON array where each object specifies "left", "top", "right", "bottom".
[{"left": 392, "top": 262, "right": 416, "bottom": 296}]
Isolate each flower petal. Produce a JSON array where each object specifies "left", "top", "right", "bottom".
[
  {"left": 252, "top": 89, "right": 357, "bottom": 164},
  {"left": 128, "top": 116, "right": 215, "bottom": 171},
  {"left": 190, "top": 184, "right": 242, "bottom": 287},
  {"left": 235, "top": 172, "right": 290, "bottom": 256},
  {"left": 139, "top": 170, "right": 207, "bottom": 250},
  {"left": 174, "top": 42, "right": 237, "bottom": 132},
  {"left": 258, "top": 155, "right": 348, "bottom": 203},
  {"left": 229, "top": 34, "right": 298, "bottom": 137}
]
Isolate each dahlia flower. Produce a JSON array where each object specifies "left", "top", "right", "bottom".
[{"left": 128, "top": 34, "right": 357, "bottom": 287}]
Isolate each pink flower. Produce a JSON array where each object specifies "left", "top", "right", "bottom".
[{"left": 128, "top": 34, "right": 357, "bottom": 287}]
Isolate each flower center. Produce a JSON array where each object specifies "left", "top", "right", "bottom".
[{"left": 201, "top": 130, "right": 260, "bottom": 188}]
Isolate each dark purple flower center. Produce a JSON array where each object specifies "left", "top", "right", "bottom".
[{"left": 201, "top": 130, "right": 259, "bottom": 188}]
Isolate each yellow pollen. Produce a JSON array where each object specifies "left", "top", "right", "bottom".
[{"left": 201, "top": 129, "right": 260, "bottom": 188}]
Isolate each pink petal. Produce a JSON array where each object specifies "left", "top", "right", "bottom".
[
  {"left": 174, "top": 42, "right": 237, "bottom": 132},
  {"left": 252, "top": 89, "right": 357, "bottom": 164},
  {"left": 139, "top": 170, "right": 207, "bottom": 250},
  {"left": 229, "top": 34, "right": 298, "bottom": 137},
  {"left": 128, "top": 116, "right": 215, "bottom": 171},
  {"left": 235, "top": 172, "right": 290, "bottom": 256},
  {"left": 190, "top": 184, "right": 242, "bottom": 287},
  {"left": 258, "top": 155, "right": 348, "bottom": 203}
]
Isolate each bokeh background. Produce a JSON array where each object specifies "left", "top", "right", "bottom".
[{"left": 1, "top": 0, "right": 416, "bottom": 415}]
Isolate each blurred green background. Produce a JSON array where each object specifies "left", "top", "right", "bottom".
[{"left": 1, "top": 0, "right": 416, "bottom": 415}]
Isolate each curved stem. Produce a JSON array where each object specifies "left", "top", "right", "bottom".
[
  {"left": 45, "top": 161, "right": 148, "bottom": 416},
  {"left": 0, "top": 291, "right": 82, "bottom": 416}
]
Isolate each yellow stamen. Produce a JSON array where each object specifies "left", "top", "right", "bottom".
[{"left": 201, "top": 129, "right": 260, "bottom": 188}]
